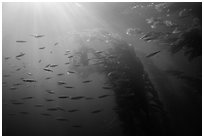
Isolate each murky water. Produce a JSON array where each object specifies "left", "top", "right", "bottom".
[{"left": 2, "top": 2, "right": 202, "bottom": 136}]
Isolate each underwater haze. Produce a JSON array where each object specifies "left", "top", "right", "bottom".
[{"left": 2, "top": 2, "right": 202, "bottom": 136}]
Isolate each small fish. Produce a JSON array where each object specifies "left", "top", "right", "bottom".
[
  {"left": 39, "top": 47, "right": 45, "bottom": 50},
  {"left": 16, "top": 68, "right": 21, "bottom": 71},
  {"left": 46, "top": 90, "right": 55, "bottom": 94},
  {"left": 91, "top": 110, "right": 102, "bottom": 114},
  {"left": 50, "top": 64, "right": 58, "bottom": 67},
  {"left": 68, "top": 55, "right": 74, "bottom": 58},
  {"left": 58, "top": 96, "right": 69, "bottom": 99},
  {"left": 146, "top": 50, "right": 161, "bottom": 58},
  {"left": 43, "top": 68, "right": 53, "bottom": 72},
  {"left": 68, "top": 109, "right": 79, "bottom": 112},
  {"left": 41, "top": 113, "right": 51, "bottom": 116},
  {"left": 16, "top": 52, "right": 25, "bottom": 58},
  {"left": 64, "top": 86, "right": 74, "bottom": 88},
  {"left": 98, "top": 95, "right": 111, "bottom": 99},
  {"left": 35, "top": 104, "right": 43, "bottom": 107},
  {"left": 82, "top": 80, "right": 92, "bottom": 83},
  {"left": 54, "top": 42, "right": 58, "bottom": 46},
  {"left": 66, "top": 50, "right": 71, "bottom": 52},
  {"left": 58, "top": 81, "right": 66, "bottom": 85},
  {"left": 38, "top": 59, "right": 42, "bottom": 63},
  {"left": 31, "top": 34, "right": 45, "bottom": 38},
  {"left": 45, "top": 77, "right": 52, "bottom": 80},
  {"left": 71, "top": 96, "right": 84, "bottom": 100},
  {"left": 72, "top": 125, "right": 81, "bottom": 128},
  {"left": 23, "top": 79, "right": 37, "bottom": 82},
  {"left": 57, "top": 73, "right": 64, "bottom": 76},
  {"left": 21, "top": 96, "right": 33, "bottom": 100},
  {"left": 56, "top": 117, "right": 68, "bottom": 121},
  {"left": 16, "top": 40, "right": 27, "bottom": 43},
  {"left": 65, "top": 62, "right": 70, "bottom": 65}
]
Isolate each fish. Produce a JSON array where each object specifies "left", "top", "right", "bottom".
[
  {"left": 21, "top": 96, "right": 33, "bottom": 100},
  {"left": 39, "top": 47, "right": 45, "bottom": 50},
  {"left": 67, "top": 71, "right": 75, "bottom": 74},
  {"left": 85, "top": 97, "right": 94, "bottom": 100},
  {"left": 41, "top": 113, "right": 51, "bottom": 116},
  {"left": 4, "top": 57, "right": 11, "bottom": 60},
  {"left": 16, "top": 68, "right": 21, "bottom": 71},
  {"left": 45, "top": 64, "right": 50, "bottom": 68},
  {"left": 16, "top": 52, "right": 25, "bottom": 58},
  {"left": 3, "top": 74, "right": 10, "bottom": 77},
  {"left": 68, "top": 55, "right": 74, "bottom": 58},
  {"left": 47, "top": 108, "right": 59, "bottom": 111},
  {"left": 72, "top": 125, "right": 81, "bottom": 128},
  {"left": 68, "top": 109, "right": 79, "bottom": 112},
  {"left": 66, "top": 50, "right": 71, "bottom": 53},
  {"left": 38, "top": 59, "right": 42, "bottom": 63},
  {"left": 12, "top": 102, "right": 24, "bottom": 105},
  {"left": 8, "top": 113, "right": 16, "bottom": 116},
  {"left": 65, "top": 62, "right": 70, "bottom": 65},
  {"left": 45, "top": 99, "right": 55, "bottom": 102},
  {"left": 20, "top": 111, "right": 29, "bottom": 115},
  {"left": 31, "top": 34, "right": 45, "bottom": 38},
  {"left": 35, "top": 104, "right": 43, "bottom": 107},
  {"left": 95, "top": 51, "right": 104, "bottom": 54},
  {"left": 10, "top": 87, "right": 17, "bottom": 90},
  {"left": 107, "top": 55, "right": 116, "bottom": 59},
  {"left": 58, "top": 96, "right": 69, "bottom": 99},
  {"left": 82, "top": 80, "right": 92, "bottom": 83},
  {"left": 146, "top": 50, "right": 161, "bottom": 58},
  {"left": 16, "top": 40, "right": 27, "bottom": 43},
  {"left": 165, "top": 70, "right": 184, "bottom": 78},
  {"left": 45, "top": 77, "right": 52, "bottom": 80},
  {"left": 49, "top": 64, "right": 58, "bottom": 67},
  {"left": 91, "top": 110, "right": 103, "bottom": 114},
  {"left": 64, "top": 86, "right": 74, "bottom": 88},
  {"left": 74, "top": 64, "right": 80, "bottom": 67},
  {"left": 43, "top": 68, "right": 53, "bottom": 72},
  {"left": 56, "top": 106, "right": 65, "bottom": 111},
  {"left": 57, "top": 81, "right": 66, "bottom": 85},
  {"left": 54, "top": 42, "right": 58, "bottom": 46},
  {"left": 102, "top": 86, "right": 113, "bottom": 89},
  {"left": 56, "top": 117, "right": 68, "bottom": 121},
  {"left": 23, "top": 79, "right": 37, "bottom": 82},
  {"left": 71, "top": 96, "right": 84, "bottom": 100},
  {"left": 27, "top": 73, "right": 32, "bottom": 76},
  {"left": 13, "top": 83, "right": 23, "bottom": 86},
  {"left": 98, "top": 95, "right": 111, "bottom": 99},
  {"left": 57, "top": 73, "right": 64, "bottom": 76},
  {"left": 46, "top": 90, "right": 55, "bottom": 94}
]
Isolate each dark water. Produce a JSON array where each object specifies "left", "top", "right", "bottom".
[{"left": 2, "top": 2, "right": 202, "bottom": 136}]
